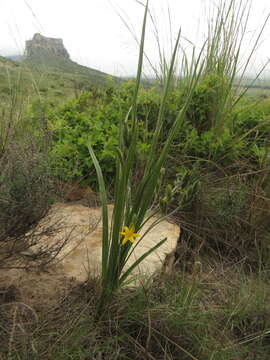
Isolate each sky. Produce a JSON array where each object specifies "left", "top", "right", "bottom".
[{"left": 0, "top": 0, "right": 270, "bottom": 77}]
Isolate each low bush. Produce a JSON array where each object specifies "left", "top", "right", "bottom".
[
  {"left": 0, "top": 140, "right": 52, "bottom": 239},
  {"left": 0, "top": 95, "right": 62, "bottom": 268},
  {"left": 0, "top": 137, "right": 55, "bottom": 267}
]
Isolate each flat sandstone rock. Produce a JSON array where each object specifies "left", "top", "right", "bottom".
[{"left": 40, "top": 203, "right": 179, "bottom": 284}]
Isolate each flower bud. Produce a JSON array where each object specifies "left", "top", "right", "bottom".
[
  {"left": 159, "top": 197, "right": 168, "bottom": 214},
  {"left": 160, "top": 167, "right": 166, "bottom": 178},
  {"left": 166, "top": 184, "right": 173, "bottom": 203}
]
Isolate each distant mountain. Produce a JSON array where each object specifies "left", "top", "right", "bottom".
[
  {"left": 25, "top": 33, "right": 70, "bottom": 59},
  {"left": 5, "top": 55, "right": 23, "bottom": 62},
  {"left": 0, "top": 33, "right": 120, "bottom": 103},
  {"left": 23, "top": 33, "right": 116, "bottom": 87},
  {"left": 0, "top": 55, "right": 17, "bottom": 65}
]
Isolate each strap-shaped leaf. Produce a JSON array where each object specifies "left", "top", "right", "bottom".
[
  {"left": 88, "top": 144, "right": 109, "bottom": 282},
  {"left": 119, "top": 237, "right": 167, "bottom": 286}
]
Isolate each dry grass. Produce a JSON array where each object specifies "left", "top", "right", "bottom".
[{"left": 0, "top": 257, "right": 270, "bottom": 359}]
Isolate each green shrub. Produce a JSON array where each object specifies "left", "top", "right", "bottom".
[
  {"left": 48, "top": 91, "right": 119, "bottom": 186},
  {"left": 47, "top": 85, "right": 165, "bottom": 187}
]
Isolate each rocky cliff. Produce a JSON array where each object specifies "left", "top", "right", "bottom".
[{"left": 25, "top": 33, "right": 70, "bottom": 59}]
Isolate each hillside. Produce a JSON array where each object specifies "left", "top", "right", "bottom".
[{"left": 0, "top": 34, "right": 118, "bottom": 104}]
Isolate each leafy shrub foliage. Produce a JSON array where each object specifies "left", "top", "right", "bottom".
[{"left": 28, "top": 74, "right": 270, "bottom": 266}]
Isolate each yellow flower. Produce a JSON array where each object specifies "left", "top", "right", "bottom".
[{"left": 120, "top": 225, "right": 140, "bottom": 245}]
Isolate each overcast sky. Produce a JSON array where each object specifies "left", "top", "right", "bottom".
[{"left": 0, "top": 0, "right": 270, "bottom": 76}]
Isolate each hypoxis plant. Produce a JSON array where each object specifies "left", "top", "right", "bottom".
[{"left": 88, "top": 0, "right": 203, "bottom": 314}]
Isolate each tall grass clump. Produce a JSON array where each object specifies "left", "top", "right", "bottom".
[
  {"left": 189, "top": 0, "right": 270, "bottom": 133},
  {"left": 88, "top": 0, "right": 205, "bottom": 315},
  {"left": 168, "top": 0, "right": 270, "bottom": 267}
]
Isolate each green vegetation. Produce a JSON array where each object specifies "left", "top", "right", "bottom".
[
  {"left": 0, "top": 53, "right": 119, "bottom": 107},
  {"left": 88, "top": 3, "right": 203, "bottom": 316},
  {"left": 1, "top": 0, "right": 270, "bottom": 359}
]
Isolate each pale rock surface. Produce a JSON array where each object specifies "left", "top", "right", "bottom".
[
  {"left": 40, "top": 203, "right": 179, "bottom": 284},
  {"left": 25, "top": 33, "right": 70, "bottom": 59}
]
